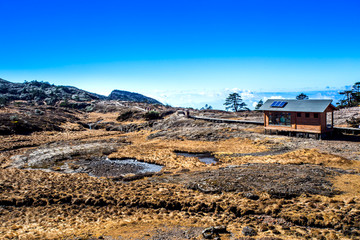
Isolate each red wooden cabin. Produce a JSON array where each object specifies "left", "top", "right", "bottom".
[{"left": 259, "top": 99, "right": 336, "bottom": 138}]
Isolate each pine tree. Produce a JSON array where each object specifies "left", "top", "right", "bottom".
[
  {"left": 296, "top": 93, "right": 309, "bottom": 100},
  {"left": 255, "top": 99, "right": 264, "bottom": 110},
  {"left": 224, "top": 93, "right": 247, "bottom": 112},
  {"left": 352, "top": 82, "right": 360, "bottom": 103}
]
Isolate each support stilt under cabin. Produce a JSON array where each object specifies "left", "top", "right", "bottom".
[{"left": 258, "top": 99, "right": 336, "bottom": 139}]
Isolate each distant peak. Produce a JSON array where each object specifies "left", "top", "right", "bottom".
[{"left": 108, "top": 89, "right": 162, "bottom": 105}]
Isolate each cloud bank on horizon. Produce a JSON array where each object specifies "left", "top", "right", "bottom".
[
  {"left": 0, "top": 76, "right": 350, "bottom": 110},
  {"left": 146, "top": 88, "right": 347, "bottom": 110}
]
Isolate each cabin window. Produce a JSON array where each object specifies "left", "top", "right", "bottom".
[
  {"left": 314, "top": 113, "right": 319, "bottom": 118},
  {"left": 305, "top": 113, "right": 310, "bottom": 118},
  {"left": 269, "top": 113, "right": 291, "bottom": 126},
  {"left": 297, "top": 113, "right": 301, "bottom": 117}
]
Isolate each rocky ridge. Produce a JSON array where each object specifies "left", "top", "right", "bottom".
[{"left": 0, "top": 78, "right": 162, "bottom": 106}]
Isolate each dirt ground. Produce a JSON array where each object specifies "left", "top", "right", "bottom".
[{"left": 0, "top": 103, "right": 359, "bottom": 239}]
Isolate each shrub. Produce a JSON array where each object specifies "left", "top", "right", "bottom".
[
  {"left": 10, "top": 115, "right": 19, "bottom": 121},
  {"left": 60, "top": 100, "right": 70, "bottom": 108},
  {"left": 160, "top": 110, "right": 175, "bottom": 118},
  {"left": 144, "top": 110, "right": 161, "bottom": 120},
  {"left": 346, "top": 117, "right": 360, "bottom": 128},
  {"left": 30, "top": 89, "right": 46, "bottom": 99},
  {"left": 0, "top": 85, "right": 7, "bottom": 94},
  {"left": 28, "top": 80, "right": 51, "bottom": 88},
  {"left": 0, "top": 96, "right": 8, "bottom": 105},
  {"left": 117, "top": 110, "right": 136, "bottom": 121}
]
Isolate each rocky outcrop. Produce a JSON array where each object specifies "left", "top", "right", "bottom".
[
  {"left": 108, "top": 89, "right": 161, "bottom": 104},
  {"left": 0, "top": 78, "right": 104, "bottom": 105},
  {"left": 10, "top": 141, "right": 119, "bottom": 169}
]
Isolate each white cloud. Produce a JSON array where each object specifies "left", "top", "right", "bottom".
[
  {"left": 268, "top": 96, "right": 285, "bottom": 99},
  {"left": 241, "top": 91, "right": 255, "bottom": 100}
]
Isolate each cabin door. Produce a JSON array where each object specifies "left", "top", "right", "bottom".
[{"left": 326, "top": 112, "right": 333, "bottom": 129}]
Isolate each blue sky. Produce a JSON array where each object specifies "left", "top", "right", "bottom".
[{"left": 1, "top": 0, "right": 359, "bottom": 109}]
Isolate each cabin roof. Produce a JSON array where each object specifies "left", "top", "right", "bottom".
[{"left": 259, "top": 99, "right": 335, "bottom": 113}]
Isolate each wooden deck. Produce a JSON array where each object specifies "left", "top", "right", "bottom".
[
  {"left": 334, "top": 126, "right": 360, "bottom": 135},
  {"left": 264, "top": 126, "right": 334, "bottom": 134},
  {"left": 188, "top": 115, "right": 263, "bottom": 125}
]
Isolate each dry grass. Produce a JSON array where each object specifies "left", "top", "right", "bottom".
[
  {"left": 1, "top": 109, "right": 360, "bottom": 239},
  {"left": 332, "top": 174, "right": 360, "bottom": 198},
  {"left": 217, "top": 148, "right": 360, "bottom": 172},
  {"left": 1, "top": 147, "right": 359, "bottom": 240},
  {"left": 86, "top": 111, "right": 122, "bottom": 123}
]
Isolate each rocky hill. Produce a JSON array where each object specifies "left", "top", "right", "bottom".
[
  {"left": 108, "top": 89, "right": 161, "bottom": 104},
  {"left": 0, "top": 78, "right": 162, "bottom": 106}
]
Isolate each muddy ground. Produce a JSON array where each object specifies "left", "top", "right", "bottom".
[{"left": 0, "top": 102, "right": 360, "bottom": 239}]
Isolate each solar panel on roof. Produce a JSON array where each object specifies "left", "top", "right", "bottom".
[
  {"left": 270, "top": 101, "right": 279, "bottom": 107},
  {"left": 270, "top": 101, "right": 287, "bottom": 108},
  {"left": 279, "top": 101, "right": 287, "bottom": 107}
]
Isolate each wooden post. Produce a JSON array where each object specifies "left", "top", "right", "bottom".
[
  {"left": 331, "top": 111, "right": 334, "bottom": 128},
  {"left": 263, "top": 112, "right": 266, "bottom": 127}
]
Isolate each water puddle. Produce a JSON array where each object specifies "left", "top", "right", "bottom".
[
  {"left": 175, "top": 152, "right": 218, "bottom": 164},
  {"left": 109, "top": 158, "right": 163, "bottom": 174},
  {"left": 222, "top": 148, "right": 292, "bottom": 157},
  {"left": 75, "top": 157, "right": 163, "bottom": 178}
]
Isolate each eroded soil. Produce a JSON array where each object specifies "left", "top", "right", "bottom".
[{"left": 0, "top": 103, "right": 359, "bottom": 239}]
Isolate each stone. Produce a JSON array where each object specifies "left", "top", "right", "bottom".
[
  {"left": 242, "top": 226, "right": 256, "bottom": 236},
  {"left": 202, "top": 226, "right": 228, "bottom": 239},
  {"left": 243, "top": 192, "right": 260, "bottom": 200},
  {"left": 202, "top": 227, "right": 215, "bottom": 239},
  {"left": 213, "top": 225, "right": 228, "bottom": 233},
  {"left": 34, "top": 109, "right": 45, "bottom": 115}
]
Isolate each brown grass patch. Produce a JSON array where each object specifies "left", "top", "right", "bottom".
[
  {"left": 218, "top": 148, "right": 360, "bottom": 172},
  {"left": 332, "top": 174, "right": 360, "bottom": 198},
  {"left": 0, "top": 166, "right": 357, "bottom": 240},
  {"left": 86, "top": 111, "right": 147, "bottom": 125},
  {"left": 86, "top": 111, "right": 120, "bottom": 122},
  {"left": 243, "top": 126, "right": 264, "bottom": 133}
]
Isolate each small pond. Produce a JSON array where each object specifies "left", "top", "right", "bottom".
[
  {"left": 175, "top": 152, "right": 218, "bottom": 164},
  {"left": 110, "top": 159, "right": 163, "bottom": 173},
  {"left": 75, "top": 157, "right": 163, "bottom": 178}
]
